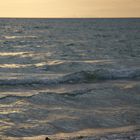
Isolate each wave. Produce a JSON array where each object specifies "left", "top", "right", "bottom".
[
  {"left": 0, "top": 69, "right": 140, "bottom": 86},
  {"left": 60, "top": 68, "right": 140, "bottom": 84},
  {"left": 43, "top": 60, "right": 113, "bottom": 72},
  {"left": 0, "top": 89, "right": 93, "bottom": 107}
]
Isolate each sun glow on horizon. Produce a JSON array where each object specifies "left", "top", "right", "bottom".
[{"left": 0, "top": 0, "right": 140, "bottom": 17}]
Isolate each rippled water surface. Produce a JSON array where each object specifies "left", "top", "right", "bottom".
[{"left": 0, "top": 18, "right": 140, "bottom": 139}]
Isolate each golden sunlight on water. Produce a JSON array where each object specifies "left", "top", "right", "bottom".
[
  {"left": 0, "top": 52, "right": 28, "bottom": 57},
  {"left": 46, "top": 59, "right": 113, "bottom": 65},
  {"left": 0, "top": 63, "right": 32, "bottom": 68},
  {"left": 0, "top": 62, "right": 47, "bottom": 68}
]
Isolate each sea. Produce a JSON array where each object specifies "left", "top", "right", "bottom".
[{"left": 0, "top": 18, "right": 140, "bottom": 139}]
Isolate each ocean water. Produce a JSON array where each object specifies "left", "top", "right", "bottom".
[{"left": 0, "top": 18, "right": 140, "bottom": 138}]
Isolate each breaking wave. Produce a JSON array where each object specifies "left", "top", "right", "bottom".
[{"left": 0, "top": 68, "right": 140, "bottom": 86}]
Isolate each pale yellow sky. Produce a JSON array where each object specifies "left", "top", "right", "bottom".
[{"left": 0, "top": 0, "right": 140, "bottom": 17}]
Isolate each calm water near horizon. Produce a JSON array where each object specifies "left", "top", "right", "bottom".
[{"left": 0, "top": 18, "right": 140, "bottom": 139}]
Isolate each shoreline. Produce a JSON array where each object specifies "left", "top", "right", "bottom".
[{"left": 1, "top": 125, "right": 140, "bottom": 140}]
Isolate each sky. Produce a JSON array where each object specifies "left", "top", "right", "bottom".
[{"left": 0, "top": 0, "right": 140, "bottom": 18}]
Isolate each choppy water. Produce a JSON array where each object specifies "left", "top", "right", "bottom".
[{"left": 0, "top": 18, "right": 140, "bottom": 138}]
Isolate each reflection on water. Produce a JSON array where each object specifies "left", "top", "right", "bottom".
[
  {"left": 0, "top": 18, "right": 140, "bottom": 139},
  {"left": 4, "top": 36, "right": 37, "bottom": 39},
  {"left": 0, "top": 52, "right": 28, "bottom": 57},
  {"left": 0, "top": 62, "right": 47, "bottom": 68}
]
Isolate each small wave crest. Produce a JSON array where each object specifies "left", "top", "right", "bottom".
[
  {"left": 60, "top": 68, "right": 140, "bottom": 84},
  {"left": 0, "top": 69, "right": 140, "bottom": 86}
]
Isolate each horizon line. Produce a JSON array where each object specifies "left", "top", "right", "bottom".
[{"left": 0, "top": 17, "right": 140, "bottom": 19}]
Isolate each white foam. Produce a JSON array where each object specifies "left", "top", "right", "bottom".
[{"left": 4, "top": 36, "right": 37, "bottom": 39}]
